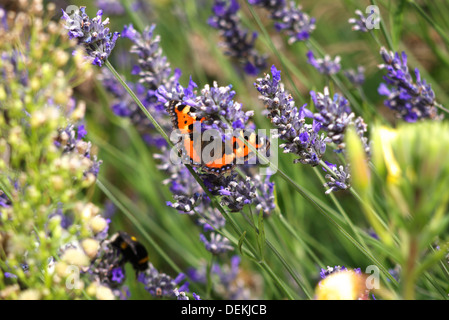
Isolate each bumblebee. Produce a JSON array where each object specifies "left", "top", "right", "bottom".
[{"left": 110, "top": 231, "right": 149, "bottom": 272}]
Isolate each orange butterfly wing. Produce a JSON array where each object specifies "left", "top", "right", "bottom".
[{"left": 168, "top": 100, "right": 270, "bottom": 175}]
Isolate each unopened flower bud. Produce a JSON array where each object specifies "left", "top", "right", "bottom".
[
  {"left": 89, "top": 215, "right": 107, "bottom": 234},
  {"left": 61, "top": 248, "right": 90, "bottom": 267},
  {"left": 96, "top": 285, "right": 115, "bottom": 300},
  {"left": 81, "top": 238, "right": 100, "bottom": 259}
]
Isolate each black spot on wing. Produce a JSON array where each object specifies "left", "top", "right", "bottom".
[{"left": 177, "top": 104, "right": 185, "bottom": 112}]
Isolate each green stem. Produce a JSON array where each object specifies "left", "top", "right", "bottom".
[
  {"left": 206, "top": 254, "right": 215, "bottom": 299},
  {"left": 306, "top": 40, "right": 365, "bottom": 116},
  {"left": 187, "top": 164, "right": 298, "bottom": 299},
  {"left": 242, "top": 208, "right": 313, "bottom": 299},
  {"left": 313, "top": 166, "right": 370, "bottom": 250},
  {"left": 370, "top": 0, "right": 395, "bottom": 51},
  {"left": 403, "top": 235, "right": 418, "bottom": 300},
  {"left": 119, "top": 0, "right": 145, "bottom": 32},
  {"left": 0, "top": 177, "right": 13, "bottom": 202},
  {"left": 408, "top": 0, "right": 449, "bottom": 48},
  {"left": 104, "top": 60, "right": 172, "bottom": 147},
  {"left": 245, "top": 2, "right": 306, "bottom": 103},
  {"left": 274, "top": 212, "right": 328, "bottom": 266}
]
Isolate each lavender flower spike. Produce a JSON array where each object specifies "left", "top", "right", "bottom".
[
  {"left": 378, "top": 47, "right": 442, "bottom": 122},
  {"left": 250, "top": 0, "right": 315, "bottom": 44},
  {"left": 61, "top": 7, "right": 119, "bottom": 66},
  {"left": 272, "top": 1, "right": 316, "bottom": 43},
  {"left": 310, "top": 87, "right": 354, "bottom": 151},
  {"left": 248, "top": 0, "right": 285, "bottom": 11},
  {"left": 219, "top": 177, "right": 256, "bottom": 212},
  {"left": 344, "top": 66, "right": 365, "bottom": 87},
  {"left": 255, "top": 65, "right": 329, "bottom": 166},
  {"left": 307, "top": 51, "right": 341, "bottom": 76},
  {"left": 137, "top": 263, "right": 189, "bottom": 298},
  {"left": 200, "top": 232, "right": 234, "bottom": 255},
  {"left": 322, "top": 162, "right": 350, "bottom": 194},
  {"left": 348, "top": 10, "right": 377, "bottom": 33},
  {"left": 209, "top": 0, "right": 267, "bottom": 75}
]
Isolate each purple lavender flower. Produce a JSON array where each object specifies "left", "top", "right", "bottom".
[
  {"left": 77, "top": 124, "right": 88, "bottom": 139},
  {"left": 155, "top": 148, "right": 234, "bottom": 254},
  {"left": 111, "top": 267, "right": 125, "bottom": 283},
  {"left": 55, "top": 124, "right": 102, "bottom": 177},
  {"left": 138, "top": 263, "right": 189, "bottom": 297},
  {"left": 197, "top": 208, "right": 226, "bottom": 232},
  {"left": 250, "top": 0, "right": 315, "bottom": 44},
  {"left": 95, "top": 0, "right": 125, "bottom": 15},
  {"left": 4, "top": 272, "right": 17, "bottom": 279},
  {"left": 156, "top": 151, "right": 205, "bottom": 215},
  {"left": 163, "top": 170, "right": 233, "bottom": 252},
  {"left": 47, "top": 205, "right": 73, "bottom": 230},
  {"left": 131, "top": 0, "right": 152, "bottom": 15},
  {"left": 387, "top": 266, "right": 401, "bottom": 282},
  {"left": 248, "top": 0, "right": 285, "bottom": 11},
  {"left": 219, "top": 177, "right": 256, "bottom": 212},
  {"left": 320, "top": 265, "right": 348, "bottom": 279},
  {"left": 100, "top": 23, "right": 182, "bottom": 145},
  {"left": 310, "top": 88, "right": 354, "bottom": 151},
  {"left": 0, "top": 189, "right": 11, "bottom": 209},
  {"left": 354, "top": 116, "right": 371, "bottom": 158},
  {"left": 123, "top": 24, "right": 181, "bottom": 100},
  {"left": 200, "top": 232, "right": 234, "bottom": 255},
  {"left": 322, "top": 161, "right": 350, "bottom": 194},
  {"left": 188, "top": 255, "right": 254, "bottom": 299},
  {"left": 378, "top": 47, "right": 442, "bottom": 122},
  {"left": 173, "top": 289, "right": 201, "bottom": 300},
  {"left": 344, "top": 66, "right": 365, "bottom": 86},
  {"left": 256, "top": 66, "right": 368, "bottom": 194},
  {"left": 348, "top": 10, "right": 371, "bottom": 32},
  {"left": 209, "top": 0, "right": 267, "bottom": 75},
  {"left": 0, "top": 7, "right": 7, "bottom": 30},
  {"left": 1, "top": 50, "right": 29, "bottom": 88},
  {"left": 166, "top": 193, "right": 202, "bottom": 214},
  {"left": 199, "top": 82, "right": 254, "bottom": 129},
  {"left": 102, "top": 71, "right": 170, "bottom": 136},
  {"left": 156, "top": 76, "right": 198, "bottom": 108},
  {"left": 272, "top": 1, "right": 316, "bottom": 43},
  {"left": 157, "top": 149, "right": 262, "bottom": 254},
  {"left": 173, "top": 288, "right": 189, "bottom": 300},
  {"left": 368, "top": 228, "right": 379, "bottom": 240},
  {"left": 255, "top": 65, "right": 329, "bottom": 166},
  {"left": 310, "top": 87, "right": 371, "bottom": 158},
  {"left": 307, "top": 51, "right": 341, "bottom": 76},
  {"left": 61, "top": 7, "right": 119, "bottom": 66},
  {"left": 88, "top": 236, "right": 125, "bottom": 287},
  {"left": 253, "top": 173, "right": 276, "bottom": 216}
]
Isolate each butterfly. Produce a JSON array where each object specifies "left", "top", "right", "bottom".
[{"left": 167, "top": 100, "right": 269, "bottom": 175}]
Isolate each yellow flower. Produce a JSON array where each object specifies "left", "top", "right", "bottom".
[
  {"left": 377, "top": 127, "right": 401, "bottom": 184},
  {"left": 315, "top": 270, "right": 368, "bottom": 300}
]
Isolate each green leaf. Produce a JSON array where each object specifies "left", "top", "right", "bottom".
[
  {"left": 238, "top": 230, "right": 247, "bottom": 256},
  {"left": 391, "top": 0, "right": 407, "bottom": 49},
  {"left": 257, "top": 210, "right": 266, "bottom": 260}
]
